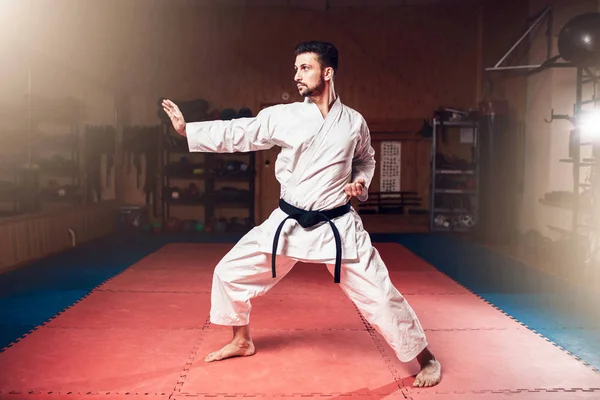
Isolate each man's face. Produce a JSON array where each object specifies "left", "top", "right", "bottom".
[{"left": 294, "top": 52, "right": 327, "bottom": 97}]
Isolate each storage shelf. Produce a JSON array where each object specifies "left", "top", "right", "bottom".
[
  {"left": 160, "top": 121, "right": 256, "bottom": 234},
  {"left": 538, "top": 198, "right": 593, "bottom": 213},
  {"left": 433, "top": 208, "right": 470, "bottom": 213},
  {"left": 559, "top": 158, "right": 596, "bottom": 165},
  {"left": 430, "top": 116, "right": 479, "bottom": 233},
  {"left": 547, "top": 66, "right": 599, "bottom": 239},
  {"left": 431, "top": 226, "right": 472, "bottom": 233},
  {"left": 433, "top": 120, "right": 479, "bottom": 127}
]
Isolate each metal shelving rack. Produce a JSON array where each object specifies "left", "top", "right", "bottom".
[
  {"left": 543, "top": 66, "right": 600, "bottom": 267},
  {"left": 482, "top": 5, "right": 600, "bottom": 275},
  {"left": 160, "top": 122, "right": 257, "bottom": 232},
  {"left": 568, "top": 66, "right": 598, "bottom": 235},
  {"left": 429, "top": 118, "right": 480, "bottom": 232}
]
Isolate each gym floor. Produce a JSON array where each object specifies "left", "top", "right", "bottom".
[{"left": 0, "top": 232, "right": 599, "bottom": 399}]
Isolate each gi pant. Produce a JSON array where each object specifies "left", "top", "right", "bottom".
[{"left": 209, "top": 228, "right": 429, "bottom": 363}]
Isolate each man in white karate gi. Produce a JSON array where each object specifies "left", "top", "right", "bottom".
[{"left": 162, "top": 41, "right": 441, "bottom": 388}]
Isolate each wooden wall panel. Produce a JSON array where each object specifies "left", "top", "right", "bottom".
[
  {"left": 120, "top": 4, "right": 481, "bottom": 123},
  {"left": 0, "top": 2, "right": 480, "bottom": 125},
  {"left": 1, "top": 1, "right": 487, "bottom": 224},
  {"left": 0, "top": 201, "right": 117, "bottom": 272}
]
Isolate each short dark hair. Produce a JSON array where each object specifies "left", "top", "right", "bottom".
[{"left": 295, "top": 41, "right": 338, "bottom": 77}]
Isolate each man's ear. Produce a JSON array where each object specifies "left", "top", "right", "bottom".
[{"left": 324, "top": 67, "right": 334, "bottom": 81}]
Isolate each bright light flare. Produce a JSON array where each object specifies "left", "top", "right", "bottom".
[{"left": 578, "top": 109, "right": 600, "bottom": 139}]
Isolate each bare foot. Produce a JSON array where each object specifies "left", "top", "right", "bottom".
[
  {"left": 204, "top": 338, "right": 256, "bottom": 362},
  {"left": 413, "top": 358, "right": 441, "bottom": 387},
  {"left": 413, "top": 347, "right": 441, "bottom": 387}
]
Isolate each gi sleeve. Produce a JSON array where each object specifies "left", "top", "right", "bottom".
[
  {"left": 186, "top": 106, "right": 278, "bottom": 153},
  {"left": 352, "top": 119, "right": 376, "bottom": 202}
]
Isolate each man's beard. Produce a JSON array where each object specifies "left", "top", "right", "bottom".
[{"left": 299, "top": 77, "right": 325, "bottom": 97}]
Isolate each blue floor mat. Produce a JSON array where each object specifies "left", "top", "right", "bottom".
[
  {"left": 535, "top": 327, "right": 600, "bottom": 369},
  {"left": 479, "top": 293, "right": 600, "bottom": 330},
  {"left": 0, "top": 234, "right": 164, "bottom": 348},
  {"left": 0, "top": 232, "right": 248, "bottom": 349},
  {"left": 0, "top": 290, "right": 90, "bottom": 326},
  {"left": 393, "top": 233, "right": 570, "bottom": 293},
  {"left": 394, "top": 232, "right": 600, "bottom": 370},
  {"left": 0, "top": 233, "right": 187, "bottom": 295},
  {"left": 0, "top": 325, "right": 37, "bottom": 350}
]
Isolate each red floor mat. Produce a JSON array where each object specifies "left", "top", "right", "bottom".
[
  {"left": 221, "top": 292, "right": 367, "bottom": 330},
  {"left": 133, "top": 243, "right": 231, "bottom": 270},
  {"left": 99, "top": 268, "right": 213, "bottom": 292},
  {"left": 1, "top": 242, "right": 599, "bottom": 400},
  {"left": 375, "top": 243, "right": 439, "bottom": 273},
  {"left": 0, "top": 394, "right": 169, "bottom": 400},
  {"left": 403, "top": 293, "right": 520, "bottom": 331},
  {"left": 44, "top": 291, "right": 211, "bottom": 329},
  {"left": 176, "top": 327, "right": 404, "bottom": 397},
  {"left": 406, "top": 392, "right": 600, "bottom": 400},
  {"left": 383, "top": 328, "right": 600, "bottom": 396},
  {"left": 0, "top": 327, "right": 199, "bottom": 394},
  {"left": 269, "top": 262, "right": 347, "bottom": 295},
  {"left": 389, "top": 271, "right": 469, "bottom": 294}
]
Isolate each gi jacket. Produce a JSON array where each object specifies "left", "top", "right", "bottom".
[{"left": 186, "top": 96, "right": 376, "bottom": 263}]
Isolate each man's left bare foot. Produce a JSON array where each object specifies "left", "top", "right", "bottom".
[
  {"left": 414, "top": 358, "right": 441, "bottom": 387},
  {"left": 414, "top": 347, "right": 441, "bottom": 387}
]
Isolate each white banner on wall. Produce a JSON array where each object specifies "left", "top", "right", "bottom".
[{"left": 379, "top": 141, "right": 401, "bottom": 198}]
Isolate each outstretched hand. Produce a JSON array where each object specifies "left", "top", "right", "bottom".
[
  {"left": 162, "top": 99, "right": 187, "bottom": 136},
  {"left": 344, "top": 178, "right": 366, "bottom": 199}
]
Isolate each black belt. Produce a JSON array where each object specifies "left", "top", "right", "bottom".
[{"left": 272, "top": 199, "right": 351, "bottom": 283}]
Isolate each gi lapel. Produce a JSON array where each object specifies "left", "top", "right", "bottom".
[{"left": 286, "top": 96, "right": 343, "bottom": 197}]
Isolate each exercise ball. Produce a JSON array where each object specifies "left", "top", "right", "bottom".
[{"left": 558, "top": 12, "right": 600, "bottom": 66}]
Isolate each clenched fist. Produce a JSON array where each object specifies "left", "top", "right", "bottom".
[
  {"left": 162, "top": 99, "right": 187, "bottom": 136},
  {"left": 344, "top": 178, "right": 366, "bottom": 199}
]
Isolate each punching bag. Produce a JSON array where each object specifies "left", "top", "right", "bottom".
[{"left": 476, "top": 100, "right": 514, "bottom": 245}]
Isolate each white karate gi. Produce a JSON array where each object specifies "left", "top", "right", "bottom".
[{"left": 186, "top": 96, "right": 428, "bottom": 362}]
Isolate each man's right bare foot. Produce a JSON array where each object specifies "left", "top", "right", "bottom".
[{"left": 204, "top": 338, "right": 256, "bottom": 362}]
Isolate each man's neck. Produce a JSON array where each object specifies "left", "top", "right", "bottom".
[{"left": 309, "top": 85, "right": 337, "bottom": 118}]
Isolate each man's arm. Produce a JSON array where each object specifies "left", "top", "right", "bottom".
[
  {"left": 162, "top": 99, "right": 277, "bottom": 153},
  {"left": 352, "top": 119, "right": 376, "bottom": 202}
]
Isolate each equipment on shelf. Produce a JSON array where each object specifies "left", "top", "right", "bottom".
[
  {"left": 486, "top": 6, "right": 600, "bottom": 268},
  {"left": 122, "top": 125, "right": 160, "bottom": 207},
  {"left": 429, "top": 112, "right": 480, "bottom": 233},
  {"left": 356, "top": 191, "right": 423, "bottom": 215},
  {"left": 85, "top": 125, "right": 116, "bottom": 202},
  {"left": 158, "top": 101, "right": 257, "bottom": 234}
]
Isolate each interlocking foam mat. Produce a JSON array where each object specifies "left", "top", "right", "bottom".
[{"left": 0, "top": 241, "right": 599, "bottom": 399}]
